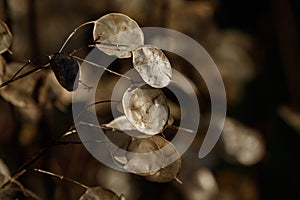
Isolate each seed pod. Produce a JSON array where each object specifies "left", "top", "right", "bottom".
[
  {"left": 114, "top": 135, "right": 181, "bottom": 181},
  {"left": 103, "top": 115, "right": 136, "bottom": 131},
  {"left": 79, "top": 186, "right": 122, "bottom": 200},
  {"left": 132, "top": 45, "right": 172, "bottom": 88},
  {"left": 221, "top": 117, "right": 265, "bottom": 166},
  {"left": 50, "top": 53, "right": 79, "bottom": 91},
  {"left": 124, "top": 136, "right": 164, "bottom": 175},
  {"left": 122, "top": 84, "right": 169, "bottom": 136},
  {"left": 103, "top": 115, "right": 147, "bottom": 138},
  {"left": 144, "top": 158, "right": 181, "bottom": 183},
  {"left": 143, "top": 136, "right": 181, "bottom": 183},
  {"left": 0, "top": 20, "right": 13, "bottom": 54},
  {"left": 93, "top": 13, "right": 144, "bottom": 58}
]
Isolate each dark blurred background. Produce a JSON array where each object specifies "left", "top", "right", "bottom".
[{"left": 0, "top": 0, "right": 300, "bottom": 199}]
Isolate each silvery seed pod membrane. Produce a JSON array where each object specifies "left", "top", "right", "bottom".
[
  {"left": 122, "top": 84, "right": 169, "bottom": 136},
  {"left": 132, "top": 45, "right": 172, "bottom": 88},
  {"left": 93, "top": 13, "right": 144, "bottom": 58}
]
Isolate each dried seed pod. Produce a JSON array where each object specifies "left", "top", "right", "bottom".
[
  {"left": 103, "top": 115, "right": 147, "bottom": 138},
  {"left": 93, "top": 13, "right": 144, "bottom": 58},
  {"left": 122, "top": 84, "right": 169, "bottom": 136},
  {"left": 50, "top": 53, "right": 79, "bottom": 91},
  {"left": 132, "top": 45, "right": 172, "bottom": 88},
  {"left": 124, "top": 137, "right": 164, "bottom": 175},
  {"left": 79, "top": 187, "right": 122, "bottom": 200},
  {"left": 221, "top": 118, "right": 265, "bottom": 165},
  {"left": 144, "top": 158, "right": 181, "bottom": 183},
  {"left": 144, "top": 137, "right": 181, "bottom": 183},
  {"left": 103, "top": 115, "right": 136, "bottom": 131},
  {"left": 114, "top": 136, "right": 181, "bottom": 181},
  {"left": 0, "top": 20, "right": 13, "bottom": 54}
]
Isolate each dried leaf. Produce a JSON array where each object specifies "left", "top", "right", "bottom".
[
  {"left": 132, "top": 45, "right": 172, "bottom": 88},
  {"left": 0, "top": 159, "right": 10, "bottom": 188},
  {"left": 0, "top": 55, "right": 6, "bottom": 85},
  {"left": 93, "top": 13, "right": 144, "bottom": 58},
  {"left": 0, "top": 20, "right": 13, "bottom": 54},
  {"left": 122, "top": 84, "right": 169, "bottom": 136},
  {"left": 50, "top": 53, "right": 80, "bottom": 91},
  {"left": 79, "top": 187, "right": 121, "bottom": 200},
  {"left": 0, "top": 62, "right": 45, "bottom": 107},
  {"left": 1, "top": 60, "right": 72, "bottom": 109}
]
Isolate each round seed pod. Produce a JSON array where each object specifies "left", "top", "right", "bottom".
[
  {"left": 143, "top": 136, "right": 181, "bottom": 183},
  {"left": 124, "top": 136, "right": 164, "bottom": 175},
  {"left": 114, "top": 136, "right": 181, "bottom": 182},
  {"left": 144, "top": 158, "right": 181, "bottom": 183},
  {"left": 122, "top": 84, "right": 169, "bottom": 136},
  {"left": 50, "top": 53, "right": 79, "bottom": 91},
  {"left": 132, "top": 45, "right": 172, "bottom": 88},
  {"left": 93, "top": 13, "right": 144, "bottom": 58}
]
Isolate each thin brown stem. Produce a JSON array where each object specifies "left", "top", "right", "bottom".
[
  {"left": 33, "top": 169, "right": 89, "bottom": 189},
  {"left": 87, "top": 99, "right": 120, "bottom": 108},
  {"left": 1, "top": 127, "right": 77, "bottom": 189},
  {"left": 73, "top": 55, "right": 132, "bottom": 81},
  {"left": 59, "top": 21, "right": 95, "bottom": 53}
]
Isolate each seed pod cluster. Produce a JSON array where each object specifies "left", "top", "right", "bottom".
[
  {"left": 0, "top": 13, "right": 181, "bottom": 188},
  {"left": 94, "top": 13, "right": 180, "bottom": 183}
]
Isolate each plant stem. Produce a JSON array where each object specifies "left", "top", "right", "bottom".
[
  {"left": 0, "top": 128, "right": 76, "bottom": 189},
  {"left": 0, "top": 65, "right": 49, "bottom": 88},
  {"left": 33, "top": 169, "right": 89, "bottom": 189},
  {"left": 59, "top": 21, "right": 94, "bottom": 53},
  {"left": 73, "top": 55, "right": 132, "bottom": 81}
]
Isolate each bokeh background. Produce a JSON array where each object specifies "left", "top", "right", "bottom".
[{"left": 0, "top": 0, "right": 300, "bottom": 199}]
